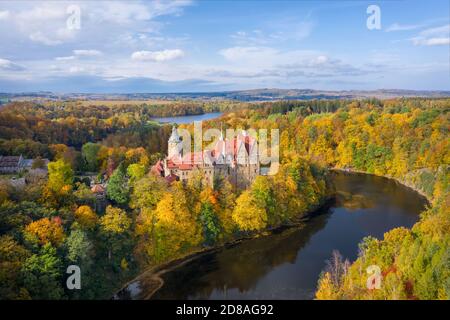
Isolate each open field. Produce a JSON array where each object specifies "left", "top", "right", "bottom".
[{"left": 77, "top": 100, "right": 183, "bottom": 106}]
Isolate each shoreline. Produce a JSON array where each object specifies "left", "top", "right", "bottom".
[
  {"left": 113, "top": 169, "right": 431, "bottom": 300},
  {"left": 330, "top": 167, "right": 432, "bottom": 203},
  {"left": 113, "top": 198, "right": 334, "bottom": 300}
]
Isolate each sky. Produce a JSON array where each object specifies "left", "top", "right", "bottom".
[{"left": 0, "top": 0, "right": 449, "bottom": 93}]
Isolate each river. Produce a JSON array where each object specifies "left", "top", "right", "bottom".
[{"left": 120, "top": 171, "right": 427, "bottom": 300}]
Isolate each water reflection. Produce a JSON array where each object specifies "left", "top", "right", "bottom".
[
  {"left": 153, "top": 212, "right": 331, "bottom": 299},
  {"left": 125, "top": 172, "right": 427, "bottom": 300}
]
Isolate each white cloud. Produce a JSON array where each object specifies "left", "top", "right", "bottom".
[
  {"left": 386, "top": 18, "right": 450, "bottom": 33},
  {"left": 1, "top": 1, "right": 192, "bottom": 47},
  {"left": 230, "top": 20, "right": 314, "bottom": 46},
  {"left": 55, "top": 50, "right": 103, "bottom": 61},
  {"left": 16, "top": 5, "right": 66, "bottom": 21},
  {"left": 93, "top": 2, "right": 152, "bottom": 24},
  {"left": 14, "top": 4, "right": 77, "bottom": 45},
  {"left": 312, "top": 55, "right": 329, "bottom": 65},
  {"left": 29, "top": 30, "right": 72, "bottom": 46},
  {"left": 218, "top": 47, "right": 329, "bottom": 70},
  {"left": 93, "top": 1, "right": 191, "bottom": 24},
  {"left": 73, "top": 50, "right": 103, "bottom": 57},
  {"left": 215, "top": 46, "right": 366, "bottom": 82},
  {"left": 131, "top": 49, "right": 185, "bottom": 62},
  {"left": 411, "top": 24, "right": 450, "bottom": 46},
  {"left": 0, "top": 1, "right": 193, "bottom": 84},
  {"left": 55, "top": 56, "right": 76, "bottom": 61},
  {"left": 414, "top": 38, "right": 450, "bottom": 46},
  {"left": 0, "top": 58, "right": 25, "bottom": 71},
  {"left": 231, "top": 30, "right": 282, "bottom": 45},
  {"left": 219, "top": 46, "right": 279, "bottom": 62},
  {"left": 420, "top": 25, "right": 450, "bottom": 36},
  {"left": 0, "top": 10, "right": 10, "bottom": 20},
  {"left": 0, "top": 1, "right": 446, "bottom": 92},
  {"left": 69, "top": 66, "right": 85, "bottom": 73},
  {"left": 386, "top": 23, "right": 424, "bottom": 32}
]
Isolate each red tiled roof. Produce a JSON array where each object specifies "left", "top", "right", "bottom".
[
  {"left": 150, "top": 160, "right": 165, "bottom": 176},
  {"left": 163, "top": 134, "right": 257, "bottom": 170},
  {"left": 181, "top": 151, "right": 204, "bottom": 164},
  {"left": 91, "top": 184, "right": 105, "bottom": 193},
  {"left": 178, "top": 163, "right": 194, "bottom": 170},
  {"left": 166, "top": 159, "right": 179, "bottom": 169}
]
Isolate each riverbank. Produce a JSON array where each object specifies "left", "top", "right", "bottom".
[
  {"left": 315, "top": 170, "right": 447, "bottom": 300},
  {"left": 331, "top": 167, "right": 432, "bottom": 203},
  {"left": 136, "top": 172, "right": 428, "bottom": 299},
  {"left": 114, "top": 196, "right": 334, "bottom": 300},
  {"left": 114, "top": 169, "right": 432, "bottom": 299}
]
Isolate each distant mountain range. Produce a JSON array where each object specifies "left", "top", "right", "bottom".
[{"left": 1, "top": 88, "right": 450, "bottom": 103}]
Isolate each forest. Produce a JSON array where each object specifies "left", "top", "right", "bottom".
[{"left": 0, "top": 97, "right": 448, "bottom": 300}]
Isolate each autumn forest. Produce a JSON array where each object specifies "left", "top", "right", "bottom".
[{"left": 0, "top": 97, "right": 448, "bottom": 300}]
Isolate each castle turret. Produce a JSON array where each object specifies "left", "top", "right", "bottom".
[{"left": 168, "top": 126, "right": 182, "bottom": 159}]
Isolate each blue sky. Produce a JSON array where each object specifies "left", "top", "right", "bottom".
[{"left": 0, "top": 0, "right": 449, "bottom": 93}]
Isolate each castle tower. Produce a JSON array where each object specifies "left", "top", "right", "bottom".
[
  {"left": 220, "top": 125, "right": 226, "bottom": 158},
  {"left": 168, "top": 126, "right": 182, "bottom": 159}
]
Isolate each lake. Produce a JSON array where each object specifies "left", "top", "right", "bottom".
[
  {"left": 120, "top": 171, "right": 427, "bottom": 300},
  {"left": 152, "top": 112, "right": 223, "bottom": 124}
]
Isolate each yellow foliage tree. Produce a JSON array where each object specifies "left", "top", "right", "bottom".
[
  {"left": 215, "top": 178, "right": 237, "bottom": 237},
  {"left": 99, "top": 206, "right": 131, "bottom": 234},
  {"left": 24, "top": 218, "right": 65, "bottom": 247},
  {"left": 74, "top": 205, "right": 98, "bottom": 230},
  {"left": 232, "top": 190, "right": 267, "bottom": 231},
  {"left": 315, "top": 272, "right": 336, "bottom": 300},
  {"left": 152, "top": 184, "right": 202, "bottom": 261}
]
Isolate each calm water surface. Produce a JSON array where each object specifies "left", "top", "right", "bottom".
[{"left": 127, "top": 172, "right": 427, "bottom": 300}]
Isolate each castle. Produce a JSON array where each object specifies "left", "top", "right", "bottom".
[{"left": 151, "top": 126, "right": 260, "bottom": 188}]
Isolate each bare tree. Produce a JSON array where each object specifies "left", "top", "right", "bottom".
[{"left": 325, "top": 250, "right": 350, "bottom": 287}]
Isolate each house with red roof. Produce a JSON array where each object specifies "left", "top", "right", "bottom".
[{"left": 151, "top": 126, "right": 260, "bottom": 188}]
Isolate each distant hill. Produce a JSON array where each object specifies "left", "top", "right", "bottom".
[
  {"left": 1, "top": 88, "right": 450, "bottom": 103},
  {"left": 217, "top": 89, "right": 450, "bottom": 101}
]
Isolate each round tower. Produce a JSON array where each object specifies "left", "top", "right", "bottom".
[{"left": 168, "top": 126, "right": 182, "bottom": 159}]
